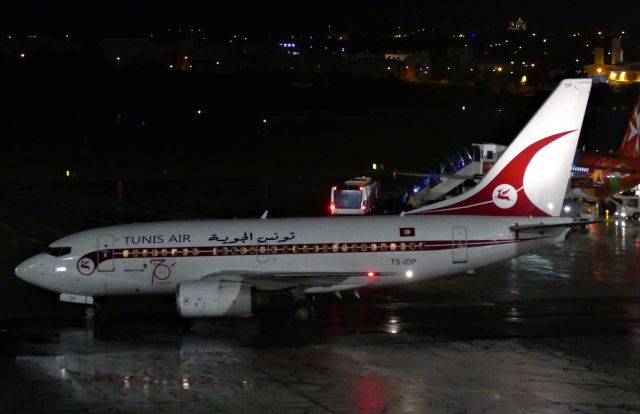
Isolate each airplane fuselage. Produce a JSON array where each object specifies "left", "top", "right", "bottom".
[
  {"left": 17, "top": 215, "right": 570, "bottom": 298},
  {"left": 572, "top": 151, "right": 640, "bottom": 200}
]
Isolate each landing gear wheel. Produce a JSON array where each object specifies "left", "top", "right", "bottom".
[
  {"left": 292, "top": 299, "right": 314, "bottom": 322},
  {"left": 84, "top": 305, "right": 100, "bottom": 319}
]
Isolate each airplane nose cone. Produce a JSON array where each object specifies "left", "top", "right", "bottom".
[{"left": 15, "top": 257, "right": 41, "bottom": 283}]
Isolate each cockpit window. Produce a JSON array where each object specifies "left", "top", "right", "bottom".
[{"left": 45, "top": 246, "right": 72, "bottom": 257}]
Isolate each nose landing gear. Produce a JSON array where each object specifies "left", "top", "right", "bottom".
[{"left": 84, "top": 304, "right": 100, "bottom": 319}]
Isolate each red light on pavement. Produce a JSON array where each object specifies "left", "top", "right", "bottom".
[{"left": 367, "top": 272, "right": 375, "bottom": 278}]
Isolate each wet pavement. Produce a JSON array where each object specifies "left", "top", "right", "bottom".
[{"left": 1, "top": 182, "right": 639, "bottom": 413}]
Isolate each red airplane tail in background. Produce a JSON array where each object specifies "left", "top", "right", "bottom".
[{"left": 617, "top": 95, "right": 640, "bottom": 158}]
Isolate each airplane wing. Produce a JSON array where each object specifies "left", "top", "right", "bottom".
[{"left": 200, "top": 270, "right": 400, "bottom": 290}]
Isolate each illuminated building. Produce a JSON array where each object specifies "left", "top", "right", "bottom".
[{"left": 584, "top": 37, "right": 640, "bottom": 84}]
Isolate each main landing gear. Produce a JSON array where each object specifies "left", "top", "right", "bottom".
[
  {"left": 291, "top": 291, "right": 315, "bottom": 322},
  {"left": 292, "top": 299, "right": 314, "bottom": 322}
]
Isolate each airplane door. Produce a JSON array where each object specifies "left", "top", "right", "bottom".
[
  {"left": 97, "top": 235, "right": 115, "bottom": 272},
  {"left": 256, "top": 243, "right": 270, "bottom": 264},
  {"left": 452, "top": 226, "right": 468, "bottom": 263}
]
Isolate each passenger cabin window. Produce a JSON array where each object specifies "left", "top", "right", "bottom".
[{"left": 45, "top": 246, "right": 71, "bottom": 257}]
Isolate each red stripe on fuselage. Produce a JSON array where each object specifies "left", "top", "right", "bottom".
[{"left": 79, "top": 237, "right": 548, "bottom": 263}]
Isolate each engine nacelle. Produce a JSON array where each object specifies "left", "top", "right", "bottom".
[{"left": 176, "top": 279, "right": 253, "bottom": 318}]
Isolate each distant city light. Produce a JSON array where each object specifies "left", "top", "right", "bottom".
[
  {"left": 196, "top": 109, "right": 202, "bottom": 115},
  {"left": 19, "top": 53, "right": 25, "bottom": 58},
  {"left": 262, "top": 119, "right": 268, "bottom": 124},
  {"left": 116, "top": 56, "right": 120, "bottom": 61}
]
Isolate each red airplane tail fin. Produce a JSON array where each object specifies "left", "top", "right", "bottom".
[
  {"left": 617, "top": 95, "right": 640, "bottom": 158},
  {"left": 406, "top": 79, "right": 592, "bottom": 217}
]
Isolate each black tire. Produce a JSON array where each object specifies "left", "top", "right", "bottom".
[
  {"left": 632, "top": 213, "right": 640, "bottom": 221},
  {"left": 85, "top": 306, "right": 96, "bottom": 319},
  {"left": 292, "top": 299, "right": 314, "bottom": 322},
  {"left": 294, "top": 306, "right": 311, "bottom": 321}
]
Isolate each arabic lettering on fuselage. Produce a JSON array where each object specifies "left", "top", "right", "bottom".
[{"left": 208, "top": 232, "right": 296, "bottom": 244}]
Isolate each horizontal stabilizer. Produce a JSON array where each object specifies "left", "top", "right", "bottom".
[{"left": 509, "top": 220, "right": 601, "bottom": 237}]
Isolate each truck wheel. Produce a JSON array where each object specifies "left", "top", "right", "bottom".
[{"left": 633, "top": 213, "right": 640, "bottom": 221}]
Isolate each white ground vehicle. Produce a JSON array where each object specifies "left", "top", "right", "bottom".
[
  {"left": 613, "top": 196, "right": 640, "bottom": 220},
  {"left": 330, "top": 177, "right": 381, "bottom": 215}
]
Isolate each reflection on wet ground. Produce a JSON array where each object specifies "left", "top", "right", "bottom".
[{"left": 1, "top": 184, "right": 639, "bottom": 413}]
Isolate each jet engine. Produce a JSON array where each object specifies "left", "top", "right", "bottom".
[{"left": 176, "top": 279, "right": 253, "bottom": 318}]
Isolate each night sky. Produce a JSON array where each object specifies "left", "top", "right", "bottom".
[
  {"left": 3, "top": 1, "right": 639, "bottom": 35},
  {"left": 2, "top": 1, "right": 639, "bottom": 180}
]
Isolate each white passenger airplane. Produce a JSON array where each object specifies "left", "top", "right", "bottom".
[{"left": 16, "top": 79, "right": 593, "bottom": 321}]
